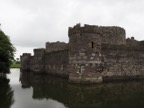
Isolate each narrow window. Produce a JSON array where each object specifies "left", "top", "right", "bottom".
[{"left": 91, "top": 41, "right": 94, "bottom": 49}]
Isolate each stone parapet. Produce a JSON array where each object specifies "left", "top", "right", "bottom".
[
  {"left": 46, "top": 41, "right": 68, "bottom": 53},
  {"left": 69, "top": 23, "right": 126, "bottom": 45}
]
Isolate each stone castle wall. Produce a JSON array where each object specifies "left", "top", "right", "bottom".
[
  {"left": 46, "top": 41, "right": 68, "bottom": 53},
  {"left": 45, "top": 50, "right": 69, "bottom": 78},
  {"left": 21, "top": 47, "right": 69, "bottom": 77},
  {"left": 68, "top": 24, "right": 103, "bottom": 83},
  {"left": 101, "top": 44, "right": 144, "bottom": 81},
  {"left": 20, "top": 53, "right": 32, "bottom": 71},
  {"left": 30, "top": 48, "right": 45, "bottom": 73},
  {"left": 21, "top": 24, "right": 144, "bottom": 84},
  {"left": 69, "top": 24, "right": 126, "bottom": 45}
]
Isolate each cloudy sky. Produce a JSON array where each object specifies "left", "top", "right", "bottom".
[{"left": 0, "top": 0, "right": 144, "bottom": 58}]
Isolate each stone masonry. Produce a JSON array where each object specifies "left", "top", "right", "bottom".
[{"left": 21, "top": 23, "right": 144, "bottom": 84}]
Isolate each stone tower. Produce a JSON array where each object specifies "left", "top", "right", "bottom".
[
  {"left": 32, "top": 48, "right": 45, "bottom": 73},
  {"left": 20, "top": 53, "right": 32, "bottom": 71},
  {"left": 68, "top": 24, "right": 103, "bottom": 83}
]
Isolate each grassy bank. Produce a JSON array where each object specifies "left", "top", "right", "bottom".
[{"left": 11, "top": 61, "right": 21, "bottom": 68}]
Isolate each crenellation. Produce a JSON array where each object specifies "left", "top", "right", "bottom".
[
  {"left": 34, "top": 48, "right": 45, "bottom": 56},
  {"left": 22, "top": 53, "right": 31, "bottom": 56},
  {"left": 46, "top": 41, "right": 68, "bottom": 53},
  {"left": 69, "top": 24, "right": 126, "bottom": 46},
  {"left": 126, "top": 37, "right": 139, "bottom": 46}
]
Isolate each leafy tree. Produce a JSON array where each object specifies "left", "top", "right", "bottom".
[
  {"left": 16, "top": 58, "right": 20, "bottom": 64},
  {"left": 0, "top": 30, "right": 15, "bottom": 74}
]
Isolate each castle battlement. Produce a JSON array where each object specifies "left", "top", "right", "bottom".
[
  {"left": 69, "top": 23, "right": 126, "bottom": 45},
  {"left": 69, "top": 23, "right": 125, "bottom": 36},
  {"left": 21, "top": 53, "right": 31, "bottom": 56},
  {"left": 33, "top": 48, "right": 45, "bottom": 56},
  {"left": 46, "top": 41, "right": 68, "bottom": 53}
]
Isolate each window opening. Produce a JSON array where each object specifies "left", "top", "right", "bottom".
[{"left": 91, "top": 41, "right": 95, "bottom": 49}]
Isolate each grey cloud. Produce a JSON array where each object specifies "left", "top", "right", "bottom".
[
  {"left": 11, "top": 0, "right": 144, "bottom": 47},
  {"left": 1, "top": 0, "right": 144, "bottom": 58}
]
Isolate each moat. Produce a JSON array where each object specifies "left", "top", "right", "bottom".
[{"left": 1, "top": 68, "right": 144, "bottom": 108}]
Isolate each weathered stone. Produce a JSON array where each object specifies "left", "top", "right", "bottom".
[
  {"left": 92, "top": 53, "right": 96, "bottom": 56},
  {"left": 77, "top": 56, "right": 81, "bottom": 59},
  {"left": 46, "top": 42, "right": 68, "bottom": 53},
  {"left": 90, "top": 57, "right": 94, "bottom": 60},
  {"left": 21, "top": 23, "right": 144, "bottom": 84},
  {"left": 79, "top": 52, "right": 85, "bottom": 56},
  {"left": 83, "top": 56, "right": 88, "bottom": 59}
]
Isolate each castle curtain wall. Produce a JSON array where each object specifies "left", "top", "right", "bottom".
[
  {"left": 20, "top": 24, "right": 144, "bottom": 84},
  {"left": 102, "top": 45, "right": 144, "bottom": 81},
  {"left": 45, "top": 50, "right": 69, "bottom": 78}
]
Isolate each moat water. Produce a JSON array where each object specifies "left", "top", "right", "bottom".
[{"left": 1, "top": 68, "right": 144, "bottom": 108}]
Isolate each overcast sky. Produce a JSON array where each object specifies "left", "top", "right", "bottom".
[{"left": 0, "top": 0, "right": 144, "bottom": 58}]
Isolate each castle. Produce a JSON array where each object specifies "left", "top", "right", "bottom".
[{"left": 21, "top": 24, "right": 144, "bottom": 84}]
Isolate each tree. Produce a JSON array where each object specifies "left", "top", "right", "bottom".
[
  {"left": 16, "top": 58, "right": 20, "bottom": 64},
  {"left": 0, "top": 30, "right": 15, "bottom": 74}
]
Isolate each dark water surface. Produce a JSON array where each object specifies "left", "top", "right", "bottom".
[{"left": 1, "top": 68, "right": 144, "bottom": 108}]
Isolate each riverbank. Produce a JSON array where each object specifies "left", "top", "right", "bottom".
[{"left": 11, "top": 61, "right": 20, "bottom": 68}]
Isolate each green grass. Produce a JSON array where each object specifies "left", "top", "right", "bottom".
[{"left": 11, "top": 61, "right": 21, "bottom": 68}]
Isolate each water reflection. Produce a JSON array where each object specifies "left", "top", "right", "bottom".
[
  {"left": 0, "top": 76, "right": 14, "bottom": 108},
  {"left": 20, "top": 71, "right": 144, "bottom": 108}
]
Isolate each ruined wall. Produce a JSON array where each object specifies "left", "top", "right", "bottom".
[
  {"left": 21, "top": 48, "right": 69, "bottom": 77},
  {"left": 126, "top": 37, "right": 139, "bottom": 46},
  {"left": 30, "top": 48, "right": 45, "bottom": 73},
  {"left": 20, "top": 53, "right": 31, "bottom": 71},
  {"left": 68, "top": 24, "right": 103, "bottom": 83},
  {"left": 101, "top": 44, "right": 144, "bottom": 81},
  {"left": 68, "top": 24, "right": 144, "bottom": 83},
  {"left": 45, "top": 50, "right": 69, "bottom": 78},
  {"left": 69, "top": 24, "right": 126, "bottom": 45},
  {"left": 20, "top": 23, "right": 144, "bottom": 84},
  {"left": 46, "top": 41, "right": 68, "bottom": 53}
]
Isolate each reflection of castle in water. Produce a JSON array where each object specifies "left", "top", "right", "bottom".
[{"left": 20, "top": 71, "right": 144, "bottom": 108}]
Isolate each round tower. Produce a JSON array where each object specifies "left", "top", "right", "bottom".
[
  {"left": 68, "top": 24, "right": 103, "bottom": 83},
  {"left": 68, "top": 24, "right": 126, "bottom": 83}
]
